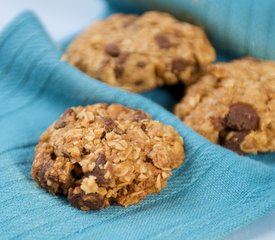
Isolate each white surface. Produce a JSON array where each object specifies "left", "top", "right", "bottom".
[{"left": 0, "top": 1, "right": 274, "bottom": 239}]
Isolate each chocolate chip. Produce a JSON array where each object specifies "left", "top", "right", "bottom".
[
  {"left": 134, "top": 80, "right": 144, "bottom": 86},
  {"left": 37, "top": 162, "right": 51, "bottom": 187},
  {"left": 54, "top": 120, "right": 66, "bottom": 129},
  {"left": 57, "top": 108, "right": 76, "bottom": 124},
  {"left": 68, "top": 191, "right": 84, "bottom": 209},
  {"left": 95, "top": 154, "right": 107, "bottom": 166},
  {"left": 104, "top": 43, "right": 120, "bottom": 57},
  {"left": 71, "top": 163, "right": 84, "bottom": 180},
  {"left": 172, "top": 57, "right": 190, "bottom": 73},
  {"left": 145, "top": 156, "right": 153, "bottom": 163},
  {"left": 63, "top": 108, "right": 76, "bottom": 119},
  {"left": 87, "top": 154, "right": 109, "bottom": 185},
  {"left": 100, "top": 131, "right": 106, "bottom": 139},
  {"left": 103, "top": 117, "right": 117, "bottom": 132},
  {"left": 154, "top": 33, "right": 172, "bottom": 49},
  {"left": 82, "top": 193, "right": 106, "bottom": 210},
  {"left": 136, "top": 61, "right": 146, "bottom": 68},
  {"left": 50, "top": 152, "right": 57, "bottom": 160},
  {"left": 82, "top": 147, "right": 90, "bottom": 156},
  {"left": 223, "top": 103, "right": 259, "bottom": 131},
  {"left": 133, "top": 110, "right": 148, "bottom": 121},
  {"left": 47, "top": 175, "right": 60, "bottom": 184},
  {"left": 114, "top": 65, "right": 124, "bottom": 78},
  {"left": 141, "top": 124, "right": 146, "bottom": 131},
  {"left": 219, "top": 130, "right": 248, "bottom": 155},
  {"left": 116, "top": 52, "right": 129, "bottom": 64}
]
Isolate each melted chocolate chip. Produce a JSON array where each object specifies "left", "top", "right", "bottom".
[
  {"left": 140, "top": 123, "right": 146, "bottom": 132},
  {"left": 172, "top": 57, "right": 190, "bottom": 73},
  {"left": 136, "top": 61, "right": 146, "bottom": 68},
  {"left": 87, "top": 154, "right": 109, "bottom": 185},
  {"left": 144, "top": 156, "right": 153, "bottom": 163},
  {"left": 47, "top": 175, "right": 60, "bottom": 184},
  {"left": 133, "top": 110, "right": 148, "bottom": 121},
  {"left": 71, "top": 163, "right": 84, "bottom": 180},
  {"left": 114, "top": 65, "right": 124, "bottom": 78},
  {"left": 63, "top": 108, "right": 75, "bottom": 118},
  {"left": 54, "top": 120, "right": 66, "bottom": 129},
  {"left": 37, "top": 162, "right": 51, "bottom": 187},
  {"left": 50, "top": 152, "right": 57, "bottom": 160},
  {"left": 219, "top": 130, "right": 248, "bottom": 155},
  {"left": 104, "top": 43, "right": 120, "bottom": 57},
  {"left": 100, "top": 131, "right": 106, "bottom": 139},
  {"left": 103, "top": 117, "right": 117, "bottom": 132},
  {"left": 223, "top": 103, "right": 259, "bottom": 131},
  {"left": 154, "top": 33, "right": 172, "bottom": 49},
  {"left": 82, "top": 148, "right": 90, "bottom": 156},
  {"left": 55, "top": 109, "right": 76, "bottom": 129},
  {"left": 96, "top": 154, "right": 107, "bottom": 166},
  {"left": 82, "top": 193, "right": 106, "bottom": 210},
  {"left": 141, "top": 123, "right": 146, "bottom": 131},
  {"left": 68, "top": 191, "right": 84, "bottom": 209}
]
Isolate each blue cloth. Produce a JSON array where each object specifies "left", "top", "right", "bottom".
[{"left": 0, "top": 5, "right": 275, "bottom": 240}]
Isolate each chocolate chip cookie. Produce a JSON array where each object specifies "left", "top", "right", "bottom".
[
  {"left": 32, "top": 103, "right": 184, "bottom": 210},
  {"left": 175, "top": 58, "right": 275, "bottom": 154},
  {"left": 63, "top": 11, "right": 216, "bottom": 92}
]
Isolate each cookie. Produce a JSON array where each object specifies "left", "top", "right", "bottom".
[
  {"left": 63, "top": 11, "right": 216, "bottom": 92},
  {"left": 175, "top": 58, "right": 275, "bottom": 154},
  {"left": 32, "top": 103, "right": 184, "bottom": 210}
]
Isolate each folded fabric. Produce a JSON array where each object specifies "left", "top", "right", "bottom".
[
  {"left": 0, "top": 11, "right": 275, "bottom": 240},
  {"left": 107, "top": 0, "right": 275, "bottom": 60}
]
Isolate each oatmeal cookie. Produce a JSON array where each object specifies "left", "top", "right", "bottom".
[
  {"left": 175, "top": 58, "right": 275, "bottom": 154},
  {"left": 63, "top": 11, "right": 215, "bottom": 92},
  {"left": 32, "top": 103, "right": 184, "bottom": 210}
]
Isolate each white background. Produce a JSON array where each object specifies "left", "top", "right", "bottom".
[{"left": 1, "top": 1, "right": 274, "bottom": 239}]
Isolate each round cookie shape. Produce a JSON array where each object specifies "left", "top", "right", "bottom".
[
  {"left": 175, "top": 58, "right": 275, "bottom": 154},
  {"left": 32, "top": 103, "right": 184, "bottom": 210},
  {"left": 63, "top": 11, "right": 216, "bottom": 92}
]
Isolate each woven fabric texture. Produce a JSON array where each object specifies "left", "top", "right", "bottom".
[{"left": 0, "top": 4, "right": 274, "bottom": 240}]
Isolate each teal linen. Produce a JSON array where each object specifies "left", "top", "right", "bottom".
[{"left": 0, "top": 8, "right": 275, "bottom": 240}]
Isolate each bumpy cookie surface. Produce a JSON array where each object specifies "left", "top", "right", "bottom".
[
  {"left": 32, "top": 103, "right": 184, "bottom": 210},
  {"left": 175, "top": 58, "right": 275, "bottom": 154},
  {"left": 63, "top": 11, "right": 215, "bottom": 92}
]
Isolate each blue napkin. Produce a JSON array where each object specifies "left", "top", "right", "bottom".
[{"left": 0, "top": 7, "right": 275, "bottom": 240}]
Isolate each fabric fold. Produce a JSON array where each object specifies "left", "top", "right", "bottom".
[{"left": 0, "top": 11, "right": 274, "bottom": 240}]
